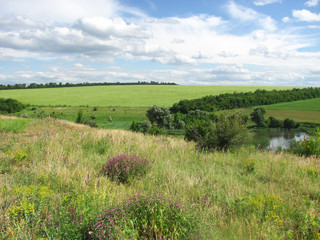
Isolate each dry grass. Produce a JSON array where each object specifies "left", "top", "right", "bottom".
[{"left": 0, "top": 117, "right": 319, "bottom": 239}]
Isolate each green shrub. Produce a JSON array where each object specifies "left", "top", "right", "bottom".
[
  {"left": 102, "top": 154, "right": 151, "bottom": 184},
  {"left": 185, "top": 113, "right": 251, "bottom": 151},
  {"left": 90, "top": 194, "right": 201, "bottom": 240},
  {"left": 0, "top": 98, "right": 26, "bottom": 113},
  {"left": 291, "top": 127, "right": 320, "bottom": 157},
  {"left": 76, "top": 110, "right": 85, "bottom": 124}
]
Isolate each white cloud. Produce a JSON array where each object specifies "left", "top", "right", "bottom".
[
  {"left": 253, "top": 0, "right": 282, "bottom": 6},
  {"left": 226, "top": 1, "right": 277, "bottom": 31},
  {"left": 293, "top": 9, "right": 320, "bottom": 22},
  {"left": 0, "top": 0, "right": 118, "bottom": 23},
  {"left": 75, "top": 17, "right": 151, "bottom": 39},
  {"left": 0, "top": 1, "right": 319, "bottom": 86},
  {"left": 282, "top": 17, "right": 291, "bottom": 23},
  {"left": 305, "top": 0, "right": 319, "bottom": 7}
]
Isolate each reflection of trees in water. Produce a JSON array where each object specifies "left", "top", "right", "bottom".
[{"left": 254, "top": 130, "right": 308, "bottom": 151}]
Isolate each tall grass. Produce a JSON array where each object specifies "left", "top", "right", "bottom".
[
  {"left": 0, "top": 118, "right": 29, "bottom": 133},
  {"left": 0, "top": 117, "right": 319, "bottom": 239}
]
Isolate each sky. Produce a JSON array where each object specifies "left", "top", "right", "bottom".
[{"left": 0, "top": 0, "right": 319, "bottom": 86}]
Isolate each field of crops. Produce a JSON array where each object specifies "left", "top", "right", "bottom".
[{"left": 0, "top": 85, "right": 292, "bottom": 107}]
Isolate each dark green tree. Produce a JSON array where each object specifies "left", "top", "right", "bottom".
[
  {"left": 146, "top": 105, "right": 173, "bottom": 129},
  {"left": 267, "top": 116, "right": 283, "bottom": 128},
  {"left": 250, "top": 108, "right": 267, "bottom": 128},
  {"left": 185, "top": 113, "right": 251, "bottom": 151},
  {"left": 283, "top": 118, "right": 298, "bottom": 130}
]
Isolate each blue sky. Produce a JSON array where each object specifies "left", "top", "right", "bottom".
[{"left": 0, "top": 0, "right": 319, "bottom": 86}]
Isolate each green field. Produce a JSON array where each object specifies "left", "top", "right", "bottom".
[
  {"left": 263, "top": 98, "right": 320, "bottom": 111},
  {"left": 22, "top": 106, "right": 149, "bottom": 129},
  {"left": 0, "top": 85, "right": 292, "bottom": 107}
]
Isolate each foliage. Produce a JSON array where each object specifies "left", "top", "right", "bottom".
[
  {"left": 267, "top": 116, "right": 283, "bottom": 128},
  {"left": 170, "top": 87, "right": 320, "bottom": 113},
  {"left": 185, "top": 113, "right": 251, "bottom": 151},
  {"left": 0, "top": 98, "right": 26, "bottom": 113},
  {"left": 90, "top": 193, "right": 200, "bottom": 240},
  {"left": 76, "top": 110, "right": 85, "bottom": 124},
  {"left": 75, "top": 110, "right": 97, "bottom": 128},
  {"left": 146, "top": 105, "right": 173, "bottom": 129},
  {"left": 283, "top": 118, "right": 299, "bottom": 130},
  {"left": 291, "top": 127, "right": 320, "bottom": 157},
  {"left": 103, "top": 154, "right": 151, "bottom": 184},
  {"left": 251, "top": 108, "right": 267, "bottom": 128}
]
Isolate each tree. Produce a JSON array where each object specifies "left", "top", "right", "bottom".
[
  {"left": 0, "top": 98, "right": 26, "bottom": 113},
  {"left": 146, "top": 105, "right": 173, "bottom": 129},
  {"left": 283, "top": 118, "right": 298, "bottom": 131},
  {"left": 185, "top": 113, "right": 251, "bottom": 151},
  {"left": 268, "top": 116, "right": 283, "bottom": 128},
  {"left": 250, "top": 108, "right": 267, "bottom": 128}
]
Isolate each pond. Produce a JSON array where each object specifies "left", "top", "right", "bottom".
[{"left": 253, "top": 129, "right": 308, "bottom": 151}]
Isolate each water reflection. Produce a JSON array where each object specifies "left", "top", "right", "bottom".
[{"left": 254, "top": 130, "right": 308, "bottom": 151}]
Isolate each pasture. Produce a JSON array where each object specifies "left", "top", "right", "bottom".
[
  {"left": 0, "top": 85, "right": 292, "bottom": 107},
  {"left": 263, "top": 98, "right": 320, "bottom": 111}
]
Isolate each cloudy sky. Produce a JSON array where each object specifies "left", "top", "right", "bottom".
[{"left": 0, "top": 0, "right": 319, "bottom": 86}]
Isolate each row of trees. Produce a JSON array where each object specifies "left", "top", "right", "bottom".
[
  {"left": 170, "top": 88, "right": 320, "bottom": 114},
  {"left": 250, "top": 107, "right": 299, "bottom": 130},
  {"left": 0, "top": 81, "right": 177, "bottom": 90}
]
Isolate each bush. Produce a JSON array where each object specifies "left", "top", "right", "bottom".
[
  {"left": 185, "top": 113, "right": 251, "bottom": 151},
  {"left": 283, "top": 118, "right": 299, "bottom": 130},
  {"left": 268, "top": 116, "right": 283, "bottom": 128},
  {"left": 291, "top": 127, "right": 320, "bottom": 157},
  {"left": 146, "top": 105, "right": 173, "bottom": 129},
  {"left": 76, "top": 110, "right": 85, "bottom": 124},
  {"left": 102, "top": 154, "right": 151, "bottom": 184},
  {"left": 90, "top": 194, "right": 200, "bottom": 240},
  {"left": 147, "top": 126, "right": 167, "bottom": 136},
  {"left": 0, "top": 98, "right": 26, "bottom": 113}
]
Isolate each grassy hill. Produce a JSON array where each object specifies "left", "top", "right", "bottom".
[{"left": 1, "top": 116, "right": 319, "bottom": 239}]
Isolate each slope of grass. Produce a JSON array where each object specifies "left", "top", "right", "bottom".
[
  {"left": 0, "top": 85, "right": 292, "bottom": 107},
  {"left": 263, "top": 98, "right": 320, "bottom": 111},
  {"left": 0, "top": 117, "right": 319, "bottom": 239},
  {"left": 19, "top": 106, "right": 148, "bottom": 129}
]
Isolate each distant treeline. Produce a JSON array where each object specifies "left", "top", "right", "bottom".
[
  {"left": 170, "top": 88, "right": 320, "bottom": 114},
  {"left": 0, "top": 81, "right": 177, "bottom": 90}
]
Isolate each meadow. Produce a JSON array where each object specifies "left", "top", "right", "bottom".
[
  {"left": 0, "top": 85, "right": 293, "bottom": 107},
  {"left": 1, "top": 116, "right": 319, "bottom": 239},
  {"left": 4, "top": 85, "right": 319, "bottom": 130}
]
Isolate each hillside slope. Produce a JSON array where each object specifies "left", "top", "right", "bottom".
[{"left": 0, "top": 117, "right": 319, "bottom": 239}]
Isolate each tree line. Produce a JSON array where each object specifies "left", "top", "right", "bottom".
[
  {"left": 170, "top": 88, "right": 320, "bottom": 114},
  {"left": 0, "top": 81, "right": 177, "bottom": 90}
]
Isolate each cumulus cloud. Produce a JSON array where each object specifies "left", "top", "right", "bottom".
[
  {"left": 305, "top": 0, "right": 319, "bottom": 7},
  {"left": 226, "top": 1, "right": 277, "bottom": 31},
  {"left": 0, "top": 0, "right": 118, "bottom": 23},
  {"left": 0, "top": 1, "right": 319, "bottom": 86},
  {"left": 293, "top": 9, "right": 320, "bottom": 22},
  {"left": 253, "top": 0, "right": 282, "bottom": 6},
  {"left": 75, "top": 17, "right": 150, "bottom": 39}
]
